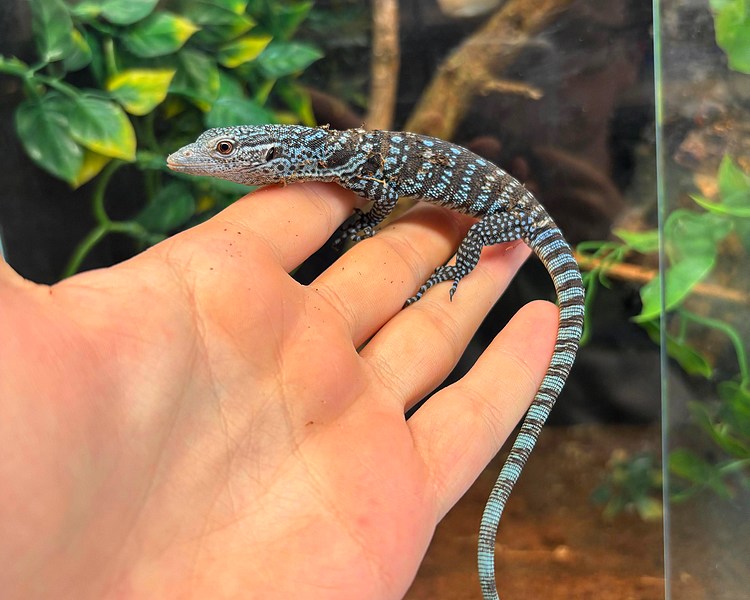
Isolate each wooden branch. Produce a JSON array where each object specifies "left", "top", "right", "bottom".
[
  {"left": 575, "top": 251, "right": 750, "bottom": 306},
  {"left": 405, "top": 0, "right": 576, "bottom": 138},
  {"left": 479, "top": 78, "right": 543, "bottom": 99},
  {"left": 365, "top": 0, "right": 400, "bottom": 130},
  {"left": 306, "top": 87, "right": 363, "bottom": 130}
]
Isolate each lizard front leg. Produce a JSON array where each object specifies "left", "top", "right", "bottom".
[{"left": 333, "top": 182, "right": 400, "bottom": 247}]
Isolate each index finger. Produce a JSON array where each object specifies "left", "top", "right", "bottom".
[{"left": 209, "top": 182, "right": 361, "bottom": 271}]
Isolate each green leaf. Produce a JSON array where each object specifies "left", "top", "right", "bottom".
[
  {"left": 718, "top": 154, "right": 750, "bottom": 198},
  {"left": 666, "top": 256, "right": 715, "bottom": 305},
  {"left": 205, "top": 96, "right": 274, "bottom": 128},
  {"left": 72, "top": 150, "right": 112, "bottom": 188},
  {"left": 691, "top": 192, "right": 750, "bottom": 217},
  {"left": 668, "top": 338, "right": 714, "bottom": 378},
  {"left": 135, "top": 182, "right": 195, "bottom": 233},
  {"left": 69, "top": 0, "right": 102, "bottom": 20},
  {"left": 14, "top": 97, "right": 82, "bottom": 183},
  {"left": 100, "top": 0, "right": 159, "bottom": 25},
  {"left": 276, "top": 80, "right": 315, "bottom": 126},
  {"left": 107, "top": 69, "right": 176, "bottom": 116},
  {"left": 218, "top": 34, "right": 273, "bottom": 68},
  {"left": 196, "top": 15, "right": 256, "bottom": 45},
  {"left": 216, "top": 70, "right": 245, "bottom": 99},
  {"left": 718, "top": 380, "right": 750, "bottom": 403},
  {"left": 689, "top": 156, "right": 750, "bottom": 217},
  {"left": 714, "top": 0, "right": 750, "bottom": 73},
  {"left": 29, "top": 0, "right": 74, "bottom": 62},
  {"left": 666, "top": 210, "right": 733, "bottom": 264},
  {"left": 669, "top": 448, "right": 733, "bottom": 497},
  {"left": 634, "top": 496, "right": 663, "bottom": 521},
  {"left": 187, "top": 0, "right": 255, "bottom": 44},
  {"left": 635, "top": 280, "right": 661, "bottom": 321},
  {"left": 170, "top": 49, "right": 221, "bottom": 111},
  {"left": 641, "top": 320, "right": 713, "bottom": 378},
  {"left": 0, "top": 56, "right": 30, "bottom": 77},
  {"left": 614, "top": 228, "right": 659, "bottom": 254},
  {"left": 121, "top": 13, "right": 199, "bottom": 58},
  {"left": 252, "top": 78, "right": 276, "bottom": 105},
  {"left": 669, "top": 449, "right": 708, "bottom": 484},
  {"left": 718, "top": 382, "right": 750, "bottom": 440},
  {"left": 224, "top": 0, "right": 249, "bottom": 12},
  {"left": 81, "top": 28, "right": 105, "bottom": 84},
  {"left": 690, "top": 402, "right": 749, "bottom": 458},
  {"left": 267, "top": 1, "right": 313, "bottom": 39},
  {"left": 636, "top": 256, "right": 715, "bottom": 321},
  {"left": 193, "top": 0, "right": 249, "bottom": 17},
  {"left": 256, "top": 41, "right": 322, "bottom": 78},
  {"left": 66, "top": 95, "right": 136, "bottom": 161},
  {"left": 638, "top": 209, "right": 735, "bottom": 319},
  {"left": 735, "top": 217, "right": 750, "bottom": 253},
  {"left": 62, "top": 29, "right": 92, "bottom": 72}
]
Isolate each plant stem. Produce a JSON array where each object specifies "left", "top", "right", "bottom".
[
  {"left": 34, "top": 75, "right": 81, "bottom": 99},
  {"left": 62, "top": 161, "right": 122, "bottom": 278},
  {"left": 103, "top": 37, "right": 118, "bottom": 78},
  {"left": 62, "top": 224, "right": 109, "bottom": 278},
  {"left": 92, "top": 161, "right": 121, "bottom": 224}
]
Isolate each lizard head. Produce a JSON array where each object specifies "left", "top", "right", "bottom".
[{"left": 167, "top": 124, "right": 326, "bottom": 186}]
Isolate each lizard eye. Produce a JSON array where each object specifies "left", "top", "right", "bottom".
[
  {"left": 264, "top": 147, "right": 277, "bottom": 161},
  {"left": 215, "top": 140, "right": 235, "bottom": 155}
]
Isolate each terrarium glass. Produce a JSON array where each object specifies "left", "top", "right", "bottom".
[{"left": 656, "top": 1, "right": 750, "bottom": 598}]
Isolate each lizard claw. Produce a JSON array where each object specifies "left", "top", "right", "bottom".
[{"left": 449, "top": 279, "right": 459, "bottom": 301}]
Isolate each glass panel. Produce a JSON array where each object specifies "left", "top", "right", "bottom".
[{"left": 655, "top": 1, "right": 750, "bottom": 598}]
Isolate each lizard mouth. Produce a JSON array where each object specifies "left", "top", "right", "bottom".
[
  {"left": 166, "top": 152, "right": 211, "bottom": 172},
  {"left": 166, "top": 159, "right": 192, "bottom": 171}
]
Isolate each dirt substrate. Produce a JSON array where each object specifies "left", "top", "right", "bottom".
[{"left": 406, "top": 425, "right": 720, "bottom": 600}]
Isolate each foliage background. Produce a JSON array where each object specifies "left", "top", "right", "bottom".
[{"left": 0, "top": 0, "right": 322, "bottom": 277}]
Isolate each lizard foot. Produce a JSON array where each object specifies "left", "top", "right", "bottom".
[
  {"left": 404, "top": 265, "right": 462, "bottom": 306},
  {"left": 332, "top": 209, "right": 376, "bottom": 249}
]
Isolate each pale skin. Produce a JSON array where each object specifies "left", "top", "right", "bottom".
[{"left": 0, "top": 182, "right": 557, "bottom": 600}]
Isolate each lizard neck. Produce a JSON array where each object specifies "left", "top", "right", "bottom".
[
  {"left": 269, "top": 125, "right": 377, "bottom": 184},
  {"left": 316, "top": 127, "right": 383, "bottom": 181}
]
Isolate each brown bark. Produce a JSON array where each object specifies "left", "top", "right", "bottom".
[
  {"left": 366, "top": 0, "right": 400, "bottom": 130},
  {"left": 405, "top": 0, "right": 577, "bottom": 138}
]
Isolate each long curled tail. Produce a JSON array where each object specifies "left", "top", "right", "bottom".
[{"left": 477, "top": 223, "right": 585, "bottom": 600}]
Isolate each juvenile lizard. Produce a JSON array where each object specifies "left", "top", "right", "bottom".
[{"left": 167, "top": 124, "right": 585, "bottom": 600}]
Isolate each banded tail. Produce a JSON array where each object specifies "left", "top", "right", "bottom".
[{"left": 477, "top": 224, "right": 585, "bottom": 600}]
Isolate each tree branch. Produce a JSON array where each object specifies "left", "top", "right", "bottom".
[
  {"left": 366, "top": 0, "right": 400, "bottom": 130},
  {"left": 405, "top": 0, "right": 576, "bottom": 138}
]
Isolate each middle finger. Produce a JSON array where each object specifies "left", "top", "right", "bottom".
[{"left": 310, "top": 203, "right": 475, "bottom": 345}]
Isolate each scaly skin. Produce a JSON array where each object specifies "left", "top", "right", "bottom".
[{"left": 167, "top": 124, "right": 585, "bottom": 600}]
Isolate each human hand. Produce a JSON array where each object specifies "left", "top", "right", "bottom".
[{"left": 0, "top": 182, "right": 557, "bottom": 599}]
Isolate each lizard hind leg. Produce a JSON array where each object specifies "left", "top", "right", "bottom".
[
  {"left": 404, "top": 223, "right": 484, "bottom": 306},
  {"left": 404, "top": 212, "right": 525, "bottom": 307}
]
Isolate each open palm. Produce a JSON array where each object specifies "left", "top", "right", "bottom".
[{"left": 0, "top": 182, "right": 556, "bottom": 599}]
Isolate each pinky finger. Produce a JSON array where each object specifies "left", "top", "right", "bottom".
[{"left": 407, "top": 300, "right": 558, "bottom": 519}]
